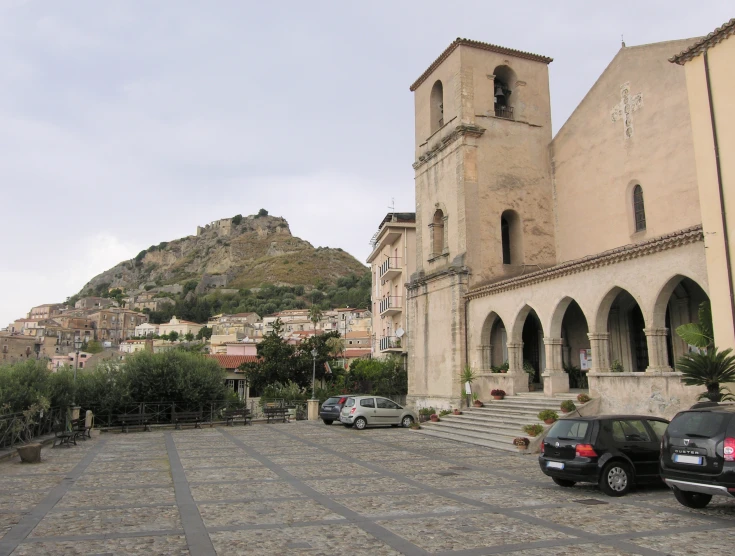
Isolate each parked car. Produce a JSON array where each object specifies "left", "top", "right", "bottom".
[
  {"left": 539, "top": 415, "right": 669, "bottom": 496},
  {"left": 319, "top": 395, "right": 354, "bottom": 425},
  {"left": 660, "top": 403, "right": 735, "bottom": 508},
  {"left": 339, "top": 396, "right": 416, "bottom": 430}
]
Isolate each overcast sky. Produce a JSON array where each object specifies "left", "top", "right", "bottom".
[{"left": 1, "top": 1, "right": 731, "bottom": 326}]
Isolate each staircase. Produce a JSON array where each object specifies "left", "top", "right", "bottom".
[{"left": 417, "top": 392, "right": 581, "bottom": 452}]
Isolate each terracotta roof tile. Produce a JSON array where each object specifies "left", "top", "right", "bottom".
[
  {"left": 207, "top": 355, "right": 261, "bottom": 369},
  {"left": 410, "top": 38, "right": 553, "bottom": 92},
  {"left": 670, "top": 19, "right": 735, "bottom": 64}
]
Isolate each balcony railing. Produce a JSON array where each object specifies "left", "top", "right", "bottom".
[
  {"left": 380, "top": 336, "right": 402, "bottom": 351},
  {"left": 494, "top": 105, "right": 514, "bottom": 120},
  {"left": 379, "top": 296, "right": 402, "bottom": 315},
  {"left": 379, "top": 257, "right": 402, "bottom": 280}
]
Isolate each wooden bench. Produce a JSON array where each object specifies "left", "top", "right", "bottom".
[
  {"left": 263, "top": 406, "right": 288, "bottom": 423},
  {"left": 223, "top": 408, "right": 252, "bottom": 426},
  {"left": 174, "top": 411, "right": 202, "bottom": 430},
  {"left": 53, "top": 418, "right": 82, "bottom": 448},
  {"left": 117, "top": 413, "right": 153, "bottom": 433},
  {"left": 73, "top": 417, "right": 91, "bottom": 440}
]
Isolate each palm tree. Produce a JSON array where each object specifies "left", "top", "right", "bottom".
[
  {"left": 309, "top": 306, "right": 323, "bottom": 337},
  {"left": 677, "top": 348, "right": 735, "bottom": 402}
]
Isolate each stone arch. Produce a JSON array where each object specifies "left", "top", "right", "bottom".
[
  {"left": 429, "top": 201, "right": 449, "bottom": 259},
  {"left": 430, "top": 80, "right": 444, "bottom": 134},
  {"left": 500, "top": 209, "right": 523, "bottom": 265},
  {"left": 651, "top": 274, "right": 709, "bottom": 329},
  {"left": 510, "top": 303, "right": 542, "bottom": 343},
  {"left": 479, "top": 311, "right": 508, "bottom": 369},
  {"left": 593, "top": 285, "right": 645, "bottom": 333},
  {"left": 492, "top": 65, "right": 517, "bottom": 119},
  {"left": 594, "top": 286, "right": 649, "bottom": 373},
  {"left": 549, "top": 296, "right": 576, "bottom": 338}
]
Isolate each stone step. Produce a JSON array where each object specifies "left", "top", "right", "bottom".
[
  {"left": 416, "top": 427, "right": 520, "bottom": 453},
  {"left": 446, "top": 414, "right": 544, "bottom": 428},
  {"left": 481, "top": 398, "right": 572, "bottom": 409},
  {"left": 466, "top": 407, "right": 552, "bottom": 420},
  {"left": 429, "top": 420, "right": 526, "bottom": 438}
]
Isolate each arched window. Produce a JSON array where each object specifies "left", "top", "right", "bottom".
[
  {"left": 492, "top": 65, "right": 517, "bottom": 120},
  {"left": 430, "top": 80, "right": 444, "bottom": 134},
  {"left": 431, "top": 209, "right": 445, "bottom": 256},
  {"left": 501, "top": 216, "right": 511, "bottom": 264},
  {"left": 633, "top": 185, "right": 646, "bottom": 232}
]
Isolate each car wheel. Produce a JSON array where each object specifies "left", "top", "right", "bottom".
[
  {"left": 401, "top": 416, "right": 414, "bottom": 428},
  {"left": 354, "top": 417, "right": 367, "bottom": 430},
  {"left": 673, "top": 488, "right": 712, "bottom": 509},
  {"left": 552, "top": 477, "right": 576, "bottom": 487},
  {"left": 322, "top": 419, "right": 333, "bottom": 425},
  {"left": 599, "top": 461, "right": 632, "bottom": 497}
]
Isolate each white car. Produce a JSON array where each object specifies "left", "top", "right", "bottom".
[{"left": 339, "top": 396, "right": 417, "bottom": 430}]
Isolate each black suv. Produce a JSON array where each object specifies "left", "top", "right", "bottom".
[
  {"left": 539, "top": 415, "right": 669, "bottom": 496},
  {"left": 319, "top": 395, "right": 354, "bottom": 425},
  {"left": 660, "top": 403, "right": 735, "bottom": 508}
]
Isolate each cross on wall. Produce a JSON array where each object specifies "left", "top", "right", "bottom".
[{"left": 610, "top": 82, "right": 643, "bottom": 139}]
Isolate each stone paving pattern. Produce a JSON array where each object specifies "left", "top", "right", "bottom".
[{"left": 0, "top": 423, "right": 733, "bottom": 555}]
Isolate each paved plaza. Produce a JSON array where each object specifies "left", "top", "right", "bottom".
[{"left": 0, "top": 423, "right": 734, "bottom": 555}]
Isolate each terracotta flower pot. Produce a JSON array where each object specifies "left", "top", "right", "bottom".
[
  {"left": 430, "top": 415, "right": 439, "bottom": 422},
  {"left": 453, "top": 410, "right": 461, "bottom": 415},
  {"left": 500, "top": 370, "right": 507, "bottom": 374},
  {"left": 473, "top": 401, "right": 484, "bottom": 407},
  {"left": 516, "top": 445, "right": 528, "bottom": 451},
  {"left": 17, "top": 443, "right": 42, "bottom": 464},
  {"left": 544, "top": 418, "right": 556, "bottom": 425},
  {"left": 560, "top": 408, "right": 570, "bottom": 414},
  {"left": 492, "top": 395, "right": 504, "bottom": 401}
]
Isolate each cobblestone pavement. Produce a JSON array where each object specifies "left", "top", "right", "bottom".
[{"left": 0, "top": 423, "right": 734, "bottom": 555}]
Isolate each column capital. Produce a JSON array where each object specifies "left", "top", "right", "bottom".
[
  {"left": 506, "top": 342, "right": 524, "bottom": 349},
  {"left": 588, "top": 333, "right": 610, "bottom": 341},
  {"left": 644, "top": 327, "right": 669, "bottom": 337},
  {"left": 543, "top": 337, "right": 563, "bottom": 346}
]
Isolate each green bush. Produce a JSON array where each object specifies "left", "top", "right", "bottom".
[
  {"left": 523, "top": 424, "right": 544, "bottom": 436},
  {"left": 560, "top": 400, "right": 576, "bottom": 412},
  {"left": 538, "top": 409, "right": 559, "bottom": 422},
  {"left": 260, "top": 381, "right": 308, "bottom": 404}
]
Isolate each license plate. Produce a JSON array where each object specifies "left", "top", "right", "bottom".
[
  {"left": 673, "top": 454, "right": 703, "bottom": 465},
  {"left": 547, "top": 461, "right": 564, "bottom": 470}
]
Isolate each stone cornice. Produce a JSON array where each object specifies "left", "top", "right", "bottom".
[
  {"left": 407, "top": 266, "right": 470, "bottom": 292},
  {"left": 413, "top": 124, "right": 485, "bottom": 170},
  {"left": 466, "top": 225, "right": 704, "bottom": 301},
  {"left": 670, "top": 19, "right": 735, "bottom": 65}
]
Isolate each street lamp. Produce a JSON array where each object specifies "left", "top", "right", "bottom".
[
  {"left": 311, "top": 348, "right": 318, "bottom": 399},
  {"left": 73, "top": 337, "right": 83, "bottom": 406}
]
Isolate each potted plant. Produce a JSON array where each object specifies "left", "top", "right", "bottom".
[
  {"left": 538, "top": 409, "right": 559, "bottom": 425},
  {"left": 439, "top": 409, "right": 451, "bottom": 417},
  {"left": 490, "top": 361, "right": 509, "bottom": 374},
  {"left": 577, "top": 393, "right": 591, "bottom": 404},
  {"left": 453, "top": 408, "right": 462, "bottom": 415},
  {"left": 513, "top": 437, "right": 530, "bottom": 450},
  {"left": 408, "top": 421, "right": 421, "bottom": 431},
  {"left": 522, "top": 424, "right": 544, "bottom": 437},
  {"left": 13, "top": 397, "right": 50, "bottom": 464},
  {"left": 418, "top": 407, "right": 434, "bottom": 423},
  {"left": 524, "top": 361, "right": 536, "bottom": 391},
  {"left": 491, "top": 389, "right": 506, "bottom": 400},
  {"left": 459, "top": 365, "right": 478, "bottom": 408},
  {"left": 430, "top": 413, "right": 440, "bottom": 422},
  {"left": 472, "top": 393, "right": 484, "bottom": 408},
  {"left": 560, "top": 400, "right": 576, "bottom": 414}
]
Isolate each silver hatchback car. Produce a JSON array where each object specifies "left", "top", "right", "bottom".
[{"left": 340, "top": 396, "right": 417, "bottom": 430}]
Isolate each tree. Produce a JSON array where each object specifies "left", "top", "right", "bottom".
[
  {"left": 309, "top": 305, "right": 322, "bottom": 336},
  {"left": 677, "top": 348, "right": 735, "bottom": 402},
  {"left": 196, "top": 326, "right": 213, "bottom": 340},
  {"left": 168, "top": 331, "right": 179, "bottom": 342},
  {"left": 184, "top": 332, "right": 194, "bottom": 342},
  {"left": 231, "top": 214, "right": 243, "bottom": 225},
  {"left": 257, "top": 208, "right": 268, "bottom": 217},
  {"left": 325, "top": 336, "right": 345, "bottom": 360},
  {"left": 85, "top": 340, "right": 104, "bottom": 354}
]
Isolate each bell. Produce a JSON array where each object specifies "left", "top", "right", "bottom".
[{"left": 494, "top": 85, "right": 505, "bottom": 98}]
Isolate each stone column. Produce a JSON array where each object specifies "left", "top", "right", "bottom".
[
  {"left": 587, "top": 333, "right": 611, "bottom": 373},
  {"left": 477, "top": 345, "right": 492, "bottom": 370},
  {"left": 307, "top": 399, "right": 320, "bottom": 421},
  {"left": 542, "top": 337, "right": 569, "bottom": 395},
  {"left": 645, "top": 328, "right": 673, "bottom": 373},
  {"left": 506, "top": 342, "right": 528, "bottom": 394}
]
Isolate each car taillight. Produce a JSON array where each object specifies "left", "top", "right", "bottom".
[
  {"left": 575, "top": 444, "right": 598, "bottom": 458},
  {"left": 724, "top": 438, "right": 735, "bottom": 462},
  {"left": 350, "top": 407, "right": 356, "bottom": 414},
  {"left": 540, "top": 443, "right": 544, "bottom": 454},
  {"left": 339, "top": 397, "right": 347, "bottom": 404}
]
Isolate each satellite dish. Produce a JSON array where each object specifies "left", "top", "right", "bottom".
[{"left": 395, "top": 328, "right": 405, "bottom": 338}]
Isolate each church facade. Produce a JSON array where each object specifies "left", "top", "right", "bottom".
[{"left": 406, "top": 28, "right": 734, "bottom": 418}]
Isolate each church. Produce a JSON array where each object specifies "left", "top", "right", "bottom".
[{"left": 405, "top": 20, "right": 735, "bottom": 418}]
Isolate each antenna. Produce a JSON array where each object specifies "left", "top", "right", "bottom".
[
  {"left": 621, "top": 34, "right": 626, "bottom": 48},
  {"left": 388, "top": 197, "right": 395, "bottom": 212}
]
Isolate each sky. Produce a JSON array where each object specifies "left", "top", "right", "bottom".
[{"left": 0, "top": 0, "right": 732, "bottom": 326}]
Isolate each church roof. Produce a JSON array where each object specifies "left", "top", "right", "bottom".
[
  {"left": 410, "top": 38, "right": 553, "bottom": 92},
  {"left": 670, "top": 18, "right": 735, "bottom": 65}
]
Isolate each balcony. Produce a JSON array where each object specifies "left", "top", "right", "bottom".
[
  {"left": 494, "top": 105, "right": 514, "bottom": 120},
  {"left": 379, "top": 296, "right": 402, "bottom": 317},
  {"left": 380, "top": 336, "right": 403, "bottom": 352},
  {"left": 379, "top": 257, "right": 402, "bottom": 281}
]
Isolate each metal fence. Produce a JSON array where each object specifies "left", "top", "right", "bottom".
[
  {"left": 84, "top": 401, "right": 246, "bottom": 429},
  {"left": 0, "top": 406, "right": 66, "bottom": 450},
  {"left": 250, "top": 398, "right": 308, "bottom": 420}
]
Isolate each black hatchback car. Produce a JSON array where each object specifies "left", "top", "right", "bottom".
[
  {"left": 319, "top": 395, "right": 354, "bottom": 425},
  {"left": 539, "top": 415, "right": 669, "bottom": 496},
  {"left": 660, "top": 403, "right": 735, "bottom": 508}
]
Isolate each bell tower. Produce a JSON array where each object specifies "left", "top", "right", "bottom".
[{"left": 406, "top": 38, "right": 556, "bottom": 407}]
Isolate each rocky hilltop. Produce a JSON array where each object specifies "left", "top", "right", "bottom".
[{"left": 78, "top": 213, "right": 368, "bottom": 295}]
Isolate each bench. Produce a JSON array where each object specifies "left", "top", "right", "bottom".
[
  {"left": 223, "top": 408, "right": 252, "bottom": 426},
  {"left": 117, "top": 413, "right": 153, "bottom": 433},
  {"left": 263, "top": 406, "right": 288, "bottom": 423},
  {"left": 73, "top": 417, "right": 91, "bottom": 440},
  {"left": 53, "top": 418, "right": 82, "bottom": 448},
  {"left": 174, "top": 411, "right": 202, "bottom": 430}
]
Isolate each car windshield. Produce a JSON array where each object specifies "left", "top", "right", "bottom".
[
  {"left": 668, "top": 412, "right": 729, "bottom": 438},
  {"left": 324, "top": 397, "right": 342, "bottom": 405},
  {"left": 547, "top": 419, "right": 589, "bottom": 440}
]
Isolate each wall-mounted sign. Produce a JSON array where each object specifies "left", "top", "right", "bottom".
[{"left": 579, "top": 349, "right": 592, "bottom": 371}]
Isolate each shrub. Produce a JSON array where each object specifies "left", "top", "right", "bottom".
[
  {"left": 418, "top": 406, "right": 435, "bottom": 416},
  {"left": 231, "top": 214, "right": 243, "bottom": 225},
  {"left": 538, "top": 409, "right": 559, "bottom": 422},
  {"left": 257, "top": 208, "right": 268, "bottom": 217},
  {"left": 577, "top": 393, "right": 591, "bottom": 404},
  {"left": 490, "top": 389, "right": 506, "bottom": 396},
  {"left": 439, "top": 409, "right": 451, "bottom": 417},
  {"left": 490, "top": 361, "right": 509, "bottom": 373},
  {"left": 560, "top": 400, "right": 576, "bottom": 412},
  {"left": 523, "top": 424, "right": 544, "bottom": 436},
  {"left": 513, "top": 437, "right": 530, "bottom": 447},
  {"left": 260, "top": 381, "right": 308, "bottom": 404}
]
